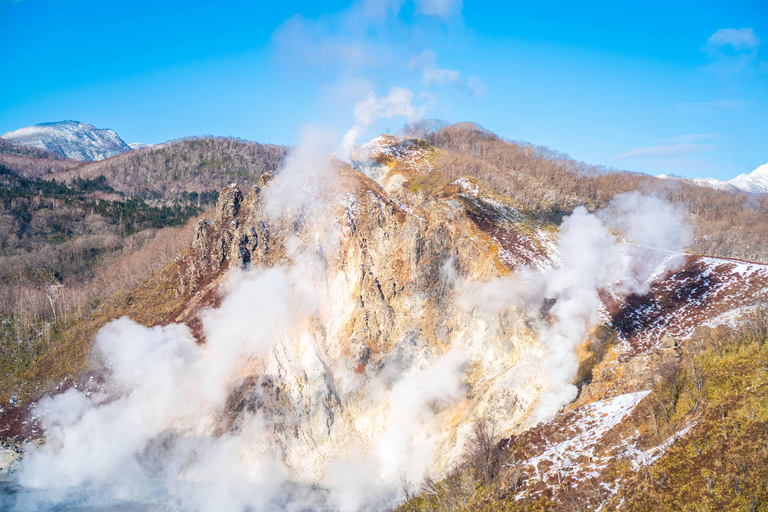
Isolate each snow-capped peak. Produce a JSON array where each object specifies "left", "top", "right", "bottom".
[
  {"left": 0, "top": 120, "right": 131, "bottom": 161},
  {"left": 689, "top": 176, "right": 739, "bottom": 192},
  {"left": 727, "top": 162, "right": 768, "bottom": 194},
  {"left": 657, "top": 164, "right": 768, "bottom": 195}
]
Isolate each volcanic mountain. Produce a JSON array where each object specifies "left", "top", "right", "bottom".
[
  {"left": 729, "top": 162, "right": 768, "bottom": 194},
  {"left": 1, "top": 121, "right": 131, "bottom": 161},
  {"left": 0, "top": 123, "right": 767, "bottom": 511},
  {"left": 660, "top": 161, "right": 768, "bottom": 195}
]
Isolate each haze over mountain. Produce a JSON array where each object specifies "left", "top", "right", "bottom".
[{"left": 0, "top": 121, "right": 133, "bottom": 162}]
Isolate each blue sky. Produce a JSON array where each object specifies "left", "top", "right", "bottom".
[{"left": 0, "top": 0, "right": 766, "bottom": 180}]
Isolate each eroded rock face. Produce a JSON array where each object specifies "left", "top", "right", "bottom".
[
  {"left": 168, "top": 159, "right": 555, "bottom": 480},
  {"left": 216, "top": 183, "right": 243, "bottom": 221},
  {"left": 167, "top": 138, "right": 768, "bottom": 483}
]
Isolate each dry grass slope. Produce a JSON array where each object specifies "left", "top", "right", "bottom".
[
  {"left": 395, "top": 309, "right": 768, "bottom": 511},
  {"left": 422, "top": 122, "right": 768, "bottom": 263}
]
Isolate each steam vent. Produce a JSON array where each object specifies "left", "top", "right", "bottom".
[{"left": 2, "top": 122, "right": 767, "bottom": 511}]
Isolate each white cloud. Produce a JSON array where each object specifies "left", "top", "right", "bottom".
[
  {"left": 705, "top": 28, "right": 761, "bottom": 54},
  {"left": 703, "top": 28, "right": 762, "bottom": 75},
  {"left": 668, "top": 134, "right": 721, "bottom": 143},
  {"left": 353, "top": 0, "right": 462, "bottom": 21},
  {"left": 272, "top": 0, "right": 482, "bottom": 153},
  {"left": 677, "top": 100, "right": 749, "bottom": 114},
  {"left": 414, "top": 0, "right": 462, "bottom": 17},
  {"left": 422, "top": 62, "right": 460, "bottom": 86},
  {"left": 408, "top": 50, "right": 486, "bottom": 97},
  {"left": 409, "top": 50, "right": 460, "bottom": 86},
  {"left": 467, "top": 75, "right": 487, "bottom": 98},
  {"left": 272, "top": 14, "right": 382, "bottom": 71},
  {"left": 272, "top": 0, "right": 463, "bottom": 71},
  {"left": 614, "top": 143, "right": 716, "bottom": 160}
]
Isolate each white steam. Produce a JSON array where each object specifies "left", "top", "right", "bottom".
[
  {"left": 337, "top": 87, "right": 427, "bottom": 162},
  {"left": 458, "top": 192, "right": 691, "bottom": 423},
  {"left": 263, "top": 125, "right": 338, "bottom": 220},
  {"left": 532, "top": 206, "right": 629, "bottom": 420},
  {"left": 12, "top": 220, "right": 467, "bottom": 510},
  {"left": 598, "top": 191, "right": 692, "bottom": 251},
  {"left": 535, "top": 193, "right": 690, "bottom": 421},
  {"left": 377, "top": 348, "right": 465, "bottom": 482},
  {"left": 17, "top": 268, "right": 309, "bottom": 505}
]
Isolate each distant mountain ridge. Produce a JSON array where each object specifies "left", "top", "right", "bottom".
[
  {"left": 1, "top": 121, "right": 132, "bottom": 161},
  {"left": 728, "top": 162, "right": 768, "bottom": 193},
  {"left": 659, "top": 162, "right": 768, "bottom": 194}
]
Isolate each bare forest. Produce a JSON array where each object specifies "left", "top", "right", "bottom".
[
  {"left": 1, "top": 126, "right": 766, "bottom": 405},
  {"left": 422, "top": 122, "right": 768, "bottom": 263},
  {"left": 48, "top": 137, "right": 287, "bottom": 195},
  {"left": 0, "top": 137, "right": 286, "bottom": 329}
]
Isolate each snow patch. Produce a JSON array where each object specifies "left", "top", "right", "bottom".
[
  {"left": 517, "top": 390, "right": 650, "bottom": 500},
  {"left": 1, "top": 121, "right": 130, "bottom": 161}
]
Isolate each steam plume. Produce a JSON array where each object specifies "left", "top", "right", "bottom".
[
  {"left": 337, "top": 87, "right": 426, "bottom": 162},
  {"left": 10, "top": 212, "right": 467, "bottom": 511},
  {"left": 457, "top": 193, "right": 690, "bottom": 423},
  {"left": 536, "top": 194, "right": 690, "bottom": 421}
]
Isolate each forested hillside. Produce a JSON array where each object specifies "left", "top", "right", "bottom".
[
  {"left": 0, "top": 139, "right": 82, "bottom": 178},
  {"left": 0, "top": 136, "right": 286, "bottom": 388},
  {"left": 419, "top": 122, "right": 768, "bottom": 263},
  {"left": 47, "top": 136, "right": 287, "bottom": 195}
]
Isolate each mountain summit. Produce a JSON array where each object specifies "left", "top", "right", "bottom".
[
  {"left": 658, "top": 162, "right": 768, "bottom": 195},
  {"left": 1, "top": 120, "right": 131, "bottom": 161},
  {"left": 1, "top": 125, "right": 768, "bottom": 510},
  {"left": 728, "top": 162, "right": 768, "bottom": 194}
]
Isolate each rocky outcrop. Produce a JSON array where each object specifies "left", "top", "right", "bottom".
[
  {"left": 159, "top": 137, "right": 768, "bottom": 482},
  {"left": 158, "top": 154, "right": 558, "bottom": 479}
]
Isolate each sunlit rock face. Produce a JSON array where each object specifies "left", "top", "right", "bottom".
[
  {"left": 11, "top": 135, "right": 767, "bottom": 512},
  {"left": 170, "top": 136, "right": 768, "bottom": 488},
  {"left": 173, "top": 145, "right": 559, "bottom": 486}
]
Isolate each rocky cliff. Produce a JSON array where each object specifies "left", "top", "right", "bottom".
[
  {"left": 162, "top": 135, "right": 766, "bottom": 486},
  {"left": 2, "top": 133, "right": 766, "bottom": 511}
]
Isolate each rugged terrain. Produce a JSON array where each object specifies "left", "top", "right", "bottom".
[
  {"left": 1, "top": 121, "right": 133, "bottom": 162},
  {"left": 0, "top": 136, "right": 285, "bottom": 327},
  {"left": 0, "top": 123, "right": 766, "bottom": 510},
  {"left": 663, "top": 162, "right": 768, "bottom": 195}
]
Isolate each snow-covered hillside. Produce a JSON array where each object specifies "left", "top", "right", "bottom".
[
  {"left": 1, "top": 121, "right": 131, "bottom": 161},
  {"left": 658, "top": 162, "right": 768, "bottom": 194},
  {"left": 728, "top": 162, "right": 768, "bottom": 194},
  {"left": 689, "top": 176, "right": 739, "bottom": 192}
]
